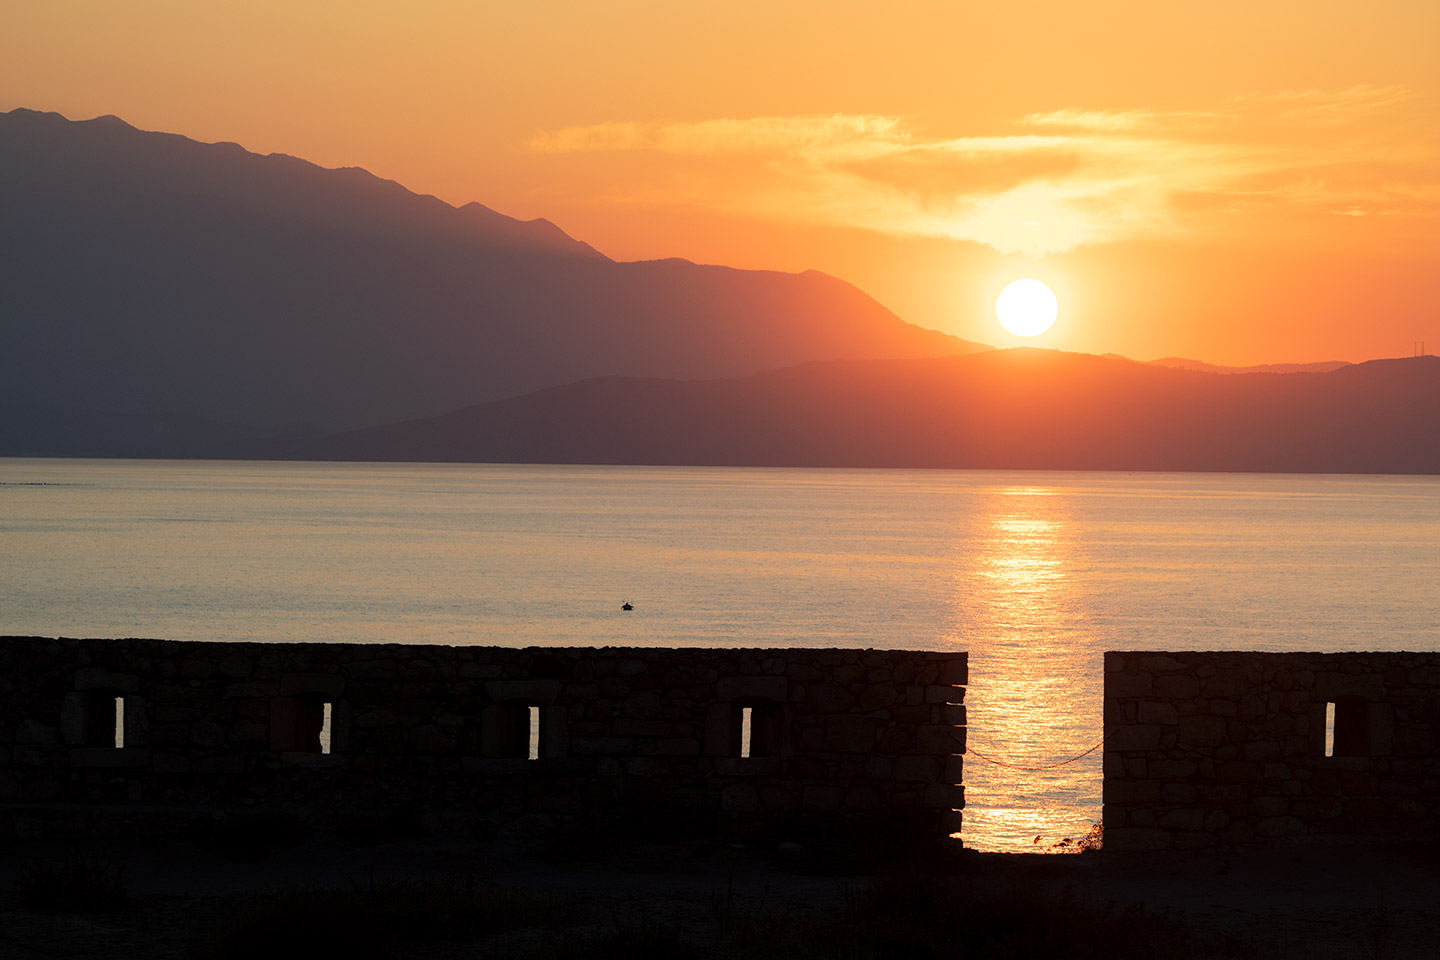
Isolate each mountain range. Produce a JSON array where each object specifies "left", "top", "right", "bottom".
[
  {"left": 0, "top": 108, "right": 977, "bottom": 452},
  {"left": 276, "top": 351, "right": 1440, "bottom": 474},
  {"left": 3, "top": 108, "right": 1434, "bottom": 474}
]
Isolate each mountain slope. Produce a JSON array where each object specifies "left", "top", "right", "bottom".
[
  {"left": 0, "top": 108, "right": 981, "bottom": 442},
  {"left": 282, "top": 352, "right": 1440, "bottom": 474}
]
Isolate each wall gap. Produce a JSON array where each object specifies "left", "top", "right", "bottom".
[
  {"left": 739, "top": 706, "right": 753, "bottom": 759},
  {"left": 1324, "top": 701, "right": 1336, "bottom": 757},
  {"left": 528, "top": 705, "right": 540, "bottom": 760},
  {"left": 114, "top": 696, "right": 125, "bottom": 748}
]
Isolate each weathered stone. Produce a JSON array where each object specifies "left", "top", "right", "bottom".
[
  {"left": 721, "top": 783, "right": 758, "bottom": 811},
  {"left": 1176, "top": 715, "right": 1228, "bottom": 747},
  {"left": 825, "top": 716, "right": 875, "bottom": 753},
  {"left": 915, "top": 725, "right": 965, "bottom": 755},
  {"left": 1154, "top": 675, "right": 1200, "bottom": 699},
  {"left": 1137, "top": 701, "right": 1179, "bottom": 725},
  {"left": 409, "top": 725, "right": 457, "bottom": 754},
  {"left": 894, "top": 756, "right": 939, "bottom": 782}
]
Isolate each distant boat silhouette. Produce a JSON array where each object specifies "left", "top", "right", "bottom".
[{"left": 621, "top": 602, "right": 633, "bottom": 611}]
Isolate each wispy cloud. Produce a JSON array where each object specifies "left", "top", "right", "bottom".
[{"left": 528, "top": 87, "right": 1435, "bottom": 256}]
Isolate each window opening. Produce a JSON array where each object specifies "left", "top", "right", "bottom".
[
  {"left": 528, "top": 705, "right": 541, "bottom": 760},
  {"left": 1324, "top": 701, "right": 1336, "bottom": 757},
  {"left": 1330, "top": 698, "right": 1369, "bottom": 757},
  {"left": 293, "top": 696, "right": 328, "bottom": 754},
  {"left": 730, "top": 700, "right": 780, "bottom": 758},
  {"left": 82, "top": 690, "right": 125, "bottom": 748}
]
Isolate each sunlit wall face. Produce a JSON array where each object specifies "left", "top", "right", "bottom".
[{"left": 949, "top": 485, "right": 1103, "bottom": 852}]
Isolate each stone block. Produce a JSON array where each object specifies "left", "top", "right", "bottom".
[
  {"left": 218, "top": 653, "right": 254, "bottom": 678},
  {"left": 922, "top": 783, "right": 965, "bottom": 809},
  {"left": 808, "top": 684, "right": 857, "bottom": 713},
  {"left": 915, "top": 725, "right": 965, "bottom": 756},
  {"left": 925, "top": 685, "right": 964, "bottom": 704},
  {"left": 1177, "top": 715, "right": 1228, "bottom": 747},
  {"left": 802, "top": 786, "right": 844, "bottom": 810},
  {"left": 1148, "top": 759, "right": 1197, "bottom": 779},
  {"left": 190, "top": 720, "right": 226, "bottom": 747},
  {"left": 224, "top": 681, "right": 279, "bottom": 699},
  {"left": 936, "top": 703, "right": 967, "bottom": 726},
  {"left": 636, "top": 738, "right": 699, "bottom": 757},
  {"left": 280, "top": 673, "right": 345, "bottom": 698},
  {"left": 1157, "top": 808, "right": 1205, "bottom": 831},
  {"left": 613, "top": 718, "right": 673, "bottom": 737},
  {"left": 722, "top": 783, "right": 758, "bottom": 811},
  {"left": 73, "top": 668, "right": 140, "bottom": 693},
  {"left": 1256, "top": 815, "right": 1306, "bottom": 837},
  {"left": 826, "top": 716, "right": 875, "bottom": 753},
  {"left": 16, "top": 720, "right": 59, "bottom": 745},
  {"left": 1106, "top": 672, "right": 1153, "bottom": 698},
  {"left": 1315, "top": 672, "right": 1384, "bottom": 700},
  {"left": 859, "top": 682, "right": 898, "bottom": 710},
  {"left": 485, "top": 680, "right": 562, "bottom": 704},
  {"left": 1138, "top": 701, "right": 1179, "bottom": 725},
  {"left": 716, "top": 676, "right": 787, "bottom": 702},
  {"left": 937, "top": 657, "right": 969, "bottom": 686},
  {"left": 68, "top": 747, "right": 151, "bottom": 768},
  {"left": 714, "top": 756, "right": 780, "bottom": 776},
  {"left": 409, "top": 724, "right": 457, "bottom": 754},
  {"left": 1109, "top": 724, "right": 1162, "bottom": 751},
  {"left": 894, "top": 756, "right": 939, "bottom": 782},
  {"left": 1161, "top": 783, "right": 1197, "bottom": 804},
  {"left": 621, "top": 691, "right": 663, "bottom": 719},
  {"left": 944, "top": 754, "right": 965, "bottom": 783},
  {"left": 1154, "top": 675, "right": 1200, "bottom": 699},
  {"left": 1104, "top": 779, "right": 1161, "bottom": 803}
]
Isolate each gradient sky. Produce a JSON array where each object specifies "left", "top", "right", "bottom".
[{"left": 4, "top": 1, "right": 1436, "bottom": 364}]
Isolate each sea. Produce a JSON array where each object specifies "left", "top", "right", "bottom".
[{"left": 3, "top": 458, "right": 1438, "bottom": 852}]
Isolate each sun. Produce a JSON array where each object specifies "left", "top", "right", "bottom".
[{"left": 995, "top": 279, "right": 1058, "bottom": 337}]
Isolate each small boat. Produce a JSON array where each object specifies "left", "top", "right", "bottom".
[{"left": 621, "top": 601, "right": 633, "bottom": 611}]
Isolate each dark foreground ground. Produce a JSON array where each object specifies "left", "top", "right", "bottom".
[{"left": 1, "top": 823, "right": 1437, "bottom": 959}]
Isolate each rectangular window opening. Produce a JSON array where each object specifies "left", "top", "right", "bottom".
[
  {"left": 319, "top": 701, "right": 333, "bottom": 755},
  {"left": 1324, "top": 701, "right": 1335, "bottom": 757},
  {"left": 739, "top": 706, "right": 754, "bottom": 759},
  {"left": 528, "top": 705, "right": 540, "bottom": 760},
  {"left": 114, "top": 696, "right": 125, "bottom": 749}
]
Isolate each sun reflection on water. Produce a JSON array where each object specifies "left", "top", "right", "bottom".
[{"left": 949, "top": 484, "right": 1104, "bottom": 852}]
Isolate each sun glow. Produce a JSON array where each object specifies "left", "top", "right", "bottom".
[{"left": 995, "top": 279, "right": 1059, "bottom": 337}]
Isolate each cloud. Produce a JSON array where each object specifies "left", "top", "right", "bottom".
[{"left": 528, "top": 88, "right": 1435, "bottom": 256}]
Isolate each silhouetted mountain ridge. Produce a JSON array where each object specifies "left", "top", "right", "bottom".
[
  {"left": 0, "top": 108, "right": 980, "bottom": 443},
  {"left": 279, "top": 352, "right": 1440, "bottom": 474}
]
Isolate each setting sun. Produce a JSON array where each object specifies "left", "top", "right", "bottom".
[{"left": 995, "top": 279, "right": 1058, "bottom": 337}]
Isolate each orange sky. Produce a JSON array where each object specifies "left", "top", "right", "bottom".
[{"left": 4, "top": 1, "right": 1436, "bottom": 363}]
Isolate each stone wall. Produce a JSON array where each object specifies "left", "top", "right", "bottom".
[
  {"left": 0, "top": 637, "right": 967, "bottom": 843},
  {"left": 1104, "top": 651, "right": 1440, "bottom": 851}
]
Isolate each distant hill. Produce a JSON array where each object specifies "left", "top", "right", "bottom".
[
  {"left": 0, "top": 108, "right": 981, "bottom": 453},
  {"left": 281, "top": 352, "right": 1440, "bottom": 474},
  {"left": 1149, "top": 357, "right": 1352, "bottom": 375}
]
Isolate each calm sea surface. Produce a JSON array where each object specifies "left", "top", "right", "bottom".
[{"left": 3, "top": 458, "right": 1438, "bottom": 851}]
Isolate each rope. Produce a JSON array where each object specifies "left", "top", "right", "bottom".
[{"left": 964, "top": 728, "right": 1117, "bottom": 771}]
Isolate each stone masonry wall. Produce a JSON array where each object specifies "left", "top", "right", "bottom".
[
  {"left": 1104, "top": 651, "right": 1440, "bottom": 851},
  {"left": 0, "top": 638, "right": 967, "bottom": 843}
]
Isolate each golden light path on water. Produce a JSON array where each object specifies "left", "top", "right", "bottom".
[{"left": 948, "top": 484, "right": 1102, "bottom": 852}]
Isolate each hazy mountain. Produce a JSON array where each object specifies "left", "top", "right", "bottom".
[
  {"left": 0, "top": 108, "right": 981, "bottom": 450},
  {"left": 281, "top": 352, "right": 1440, "bottom": 474},
  {"left": 1149, "top": 357, "right": 1352, "bottom": 375}
]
